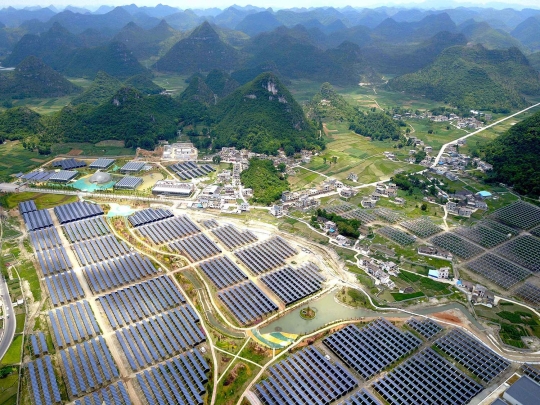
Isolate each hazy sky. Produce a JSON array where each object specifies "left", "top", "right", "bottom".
[{"left": 2, "top": 0, "right": 539, "bottom": 10}]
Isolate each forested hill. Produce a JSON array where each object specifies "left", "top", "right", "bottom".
[
  {"left": 387, "top": 45, "right": 540, "bottom": 112},
  {"left": 212, "top": 72, "right": 324, "bottom": 155},
  {"left": 484, "top": 110, "right": 540, "bottom": 196},
  {"left": 305, "top": 82, "right": 357, "bottom": 122}
]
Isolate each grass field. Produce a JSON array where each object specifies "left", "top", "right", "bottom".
[
  {"left": 0, "top": 141, "right": 51, "bottom": 182},
  {"left": 152, "top": 73, "right": 189, "bottom": 96},
  {"left": 1, "top": 192, "right": 77, "bottom": 210},
  {"left": 17, "top": 259, "right": 41, "bottom": 301},
  {"left": 0, "top": 368, "right": 18, "bottom": 405},
  {"left": 1, "top": 335, "right": 22, "bottom": 365},
  {"left": 51, "top": 142, "right": 135, "bottom": 157}
]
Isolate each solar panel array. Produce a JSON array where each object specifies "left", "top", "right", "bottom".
[
  {"left": 218, "top": 280, "right": 278, "bottom": 325},
  {"left": 128, "top": 208, "right": 173, "bottom": 227},
  {"left": 323, "top": 319, "right": 422, "bottom": 380},
  {"left": 211, "top": 225, "right": 258, "bottom": 250},
  {"left": 22, "top": 208, "right": 53, "bottom": 231},
  {"left": 72, "top": 235, "right": 130, "bottom": 266},
  {"left": 136, "top": 349, "right": 210, "bottom": 405},
  {"left": 169, "top": 161, "right": 215, "bottom": 180},
  {"left": 120, "top": 161, "right": 146, "bottom": 172},
  {"left": 29, "top": 227, "right": 61, "bottom": 251},
  {"left": 97, "top": 276, "right": 185, "bottom": 329},
  {"left": 60, "top": 336, "right": 119, "bottom": 397},
  {"left": 378, "top": 227, "right": 416, "bottom": 246},
  {"left": 260, "top": 263, "right": 325, "bottom": 305},
  {"left": 338, "top": 389, "right": 382, "bottom": 405},
  {"left": 27, "top": 356, "right": 62, "bottom": 405},
  {"left": 169, "top": 233, "right": 221, "bottom": 261},
  {"left": 22, "top": 170, "right": 54, "bottom": 182},
  {"left": 374, "top": 208, "right": 402, "bottom": 223},
  {"left": 406, "top": 318, "right": 443, "bottom": 339},
  {"left": 48, "top": 301, "right": 100, "bottom": 348},
  {"left": 83, "top": 252, "right": 159, "bottom": 294},
  {"left": 45, "top": 271, "right": 85, "bottom": 306},
  {"left": 137, "top": 215, "right": 200, "bottom": 244},
  {"left": 465, "top": 253, "right": 531, "bottom": 289},
  {"left": 430, "top": 232, "right": 485, "bottom": 259},
  {"left": 494, "top": 235, "right": 540, "bottom": 272},
  {"left": 89, "top": 158, "right": 115, "bottom": 169},
  {"left": 63, "top": 216, "right": 111, "bottom": 243},
  {"left": 202, "top": 219, "right": 219, "bottom": 229},
  {"left": 254, "top": 346, "right": 357, "bottom": 405},
  {"left": 522, "top": 364, "right": 540, "bottom": 384},
  {"left": 35, "top": 245, "right": 73, "bottom": 275},
  {"left": 73, "top": 381, "right": 132, "bottom": 405},
  {"left": 199, "top": 255, "right": 248, "bottom": 290},
  {"left": 234, "top": 236, "right": 297, "bottom": 275},
  {"left": 342, "top": 209, "right": 377, "bottom": 224},
  {"left": 50, "top": 170, "right": 78, "bottom": 182},
  {"left": 54, "top": 201, "right": 104, "bottom": 224},
  {"left": 515, "top": 283, "right": 540, "bottom": 307},
  {"left": 19, "top": 200, "right": 37, "bottom": 214},
  {"left": 482, "top": 219, "right": 518, "bottom": 236},
  {"left": 489, "top": 201, "right": 540, "bottom": 230},
  {"left": 114, "top": 176, "right": 143, "bottom": 190},
  {"left": 434, "top": 328, "right": 510, "bottom": 383},
  {"left": 454, "top": 224, "right": 510, "bottom": 248},
  {"left": 52, "top": 158, "right": 86, "bottom": 170},
  {"left": 400, "top": 217, "right": 442, "bottom": 238},
  {"left": 373, "top": 348, "right": 483, "bottom": 405},
  {"left": 30, "top": 332, "right": 49, "bottom": 357},
  {"left": 116, "top": 307, "right": 204, "bottom": 371}
]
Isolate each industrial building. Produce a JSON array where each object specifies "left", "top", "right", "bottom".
[{"left": 151, "top": 180, "right": 194, "bottom": 197}]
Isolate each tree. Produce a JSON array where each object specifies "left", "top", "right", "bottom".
[
  {"left": 212, "top": 155, "right": 221, "bottom": 164},
  {"left": 277, "top": 163, "right": 286, "bottom": 172},
  {"left": 421, "top": 203, "right": 427, "bottom": 211}
]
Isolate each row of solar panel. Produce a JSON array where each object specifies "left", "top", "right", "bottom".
[
  {"left": 128, "top": 208, "right": 173, "bottom": 227},
  {"left": 338, "top": 389, "right": 381, "bottom": 405},
  {"left": 255, "top": 346, "right": 358, "bottom": 405},
  {"left": 97, "top": 276, "right": 185, "bottom": 329},
  {"left": 200, "top": 255, "right": 248, "bottom": 290},
  {"left": 23, "top": 209, "right": 53, "bottom": 231},
  {"left": 83, "top": 252, "right": 159, "bottom": 294},
  {"left": 60, "top": 336, "right": 119, "bottom": 397},
  {"left": 53, "top": 158, "right": 86, "bottom": 170},
  {"left": 21, "top": 170, "right": 54, "bottom": 182},
  {"left": 169, "top": 162, "right": 214, "bottom": 180},
  {"left": 29, "top": 227, "right": 62, "bottom": 251},
  {"left": 89, "top": 158, "right": 115, "bottom": 169},
  {"left": 27, "top": 356, "right": 62, "bottom": 405},
  {"left": 30, "top": 332, "right": 49, "bottom": 357},
  {"left": 169, "top": 233, "right": 222, "bottom": 262},
  {"left": 218, "top": 280, "right": 278, "bottom": 325},
  {"left": 63, "top": 216, "right": 111, "bottom": 243},
  {"left": 73, "top": 381, "right": 131, "bottom": 405},
  {"left": 323, "top": 318, "right": 422, "bottom": 380},
  {"left": 48, "top": 300, "right": 100, "bottom": 348},
  {"left": 114, "top": 176, "right": 143, "bottom": 190},
  {"left": 45, "top": 271, "right": 85, "bottom": 306},
  {"left": 202, "top": 219, "right": 219, "bottom": 229},
  {"left": 136, "top": 350, "right": 210, "bottom": 405},
  {"left": 406, "top": 318, "right": 443, "bottom": 340},
  {"left": 120, "top": 161, "right": 146, "bottom": 172},
  {"left": 36, "top": 246, "right": 73, "bottom": 275},
  {"left": 54, "top": 201, "right": 104, "bottom": 224},
  {"left": 72, "top": 235, "right": 130, "bottom": 266},
  {"left": 19, "top": 200, "right": 37, "bottom": 214},
  {"left": 234, "top": 236, "right": 297, "bottom": 275},
  {"left": 260, "top": 263, "right": 325, "bottom": 306},
  {"left": 211, "top": 225, "right": 258, "bottom": 250},
  {"left": 116, "top": 307, "right": 204, "bottom": 371},
  {"left": 137, "top": 215, "right": 200, "bottom": 244}
]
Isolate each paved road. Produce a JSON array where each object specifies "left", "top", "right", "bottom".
[
  {"left": 0, "top": 276, "right": 16, "bottom": 362},
  {"left": 432, "top": 101, "right": 540, "bottom": 167}
]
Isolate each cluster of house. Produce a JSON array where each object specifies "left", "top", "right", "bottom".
[
  {"left": 161, "top": 142, "right": 198, "bottom": 161},
  {"left": 472, "top": 158, "right": 493, "bottom": 172},
  {"left": 361, "top": 183, "right": 402, "bottom": 208},
  {"left": 458, "top": 280, "right": 495, "bottom": 307},
  {"left": 218, "top": 147, "right": 312, "bottom": 166},
  {"left": 360, "top": 258, "right": 398, "bottom": 289},
  {"left": 393, "top": 111, "right": 488, "bottom": 130},
  {"left": 428, "top": 267, "right": 450, "bottom": 279},
  {"left": 418, "top": 245, "right": 453, "bottom": 260},
  {"left": 216, "top": 162, "right": 244, "bottom": 187},
  {"left": 195, "top": 184, "right": 250, "bottom": 212},
  {"left": 445, "top": 190, "right": 490, "bottom": 217}
]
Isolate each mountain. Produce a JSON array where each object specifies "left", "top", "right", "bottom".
[
  {"left": 0, "top": 6, "right": 56, "bottom": 27},
  {"left": 305, "top": 82, "right": 357, "bottom": 122},
  {"left": 529, "top": 52, "right": 540, "bottom": 72},
  {"left": 71, "top": 71, "right": 122, "bottom": 105},
  {"left": 65, "top": 41, "right": 147, "bottom": 79},
  {"left": 178, "top": 75, "right": 216, "bottom": 105},
  {"left": 212, "top": 72, "right": 323, "bottom": 155},
  {"left": 123, "top": 74, "right": 164, "bottom": 94},
  {"left": 4, "top": 22, "right": 82, "bottom": 69},
  {"left": 459, "top": 20, "right": 524, "bottom": 50},
  {"left": 204, "top": 69, "right": 239, "bottom": 99},
  {"left": 484, "top": 110, "right": 540, "bottom": 196},
  {"left": 511, "top": 16, "right": 540, "bottom": 52},
  {"left": 388, "top": 45, "right": 540, "bottom": 112},
  {"left": 0, "top": 107, "right": 42, "bottom": 142},
  {"left": 371, "top": 13, "right": 457, "bottom": 43},
  {"left": 155, "top": 22, "right": 242, "bottom": 73},
  {"left": 235, "top": 10, "right": 282, "bottom": 36},
  {"left": 163, "top": 10, "right": 205, "bottom": 30},
  {"left": 325, "top": 25, "right": 372, "bottom": 48},
  {"left": 44, "top": 86, "right": 180, "bottom": 149},
  {"left": 0, "top": 56, "right": 81, "bottom": 99},
  {"left": 213, "top": 6, "right": 259, "bottom": 29},
  {"left": 112, "top": 20, "right": 181, "bottom": 60}
]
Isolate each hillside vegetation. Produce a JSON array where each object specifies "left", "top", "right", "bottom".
[
  {"left": 484, "top": 110, "right": 540, "bottom": 196},
  {"left": 240, "top": 158, "right": 289, "bottom": 205}
]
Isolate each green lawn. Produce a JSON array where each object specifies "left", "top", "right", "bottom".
[
  {"left": 0, "top": 368, "right": 19, "bottom": 405},
  {"left": 1, "top": 192, "right": 77, "bottom": 210},
  {"left": 152, "top": 73, "right": 190, "bottom": 96},
  {"left": 1, "top": 335, "right": 23, "bottom": 365},
  {"left": 14, "top": 314, "right": 25, "bottom": 334},
  {"left": 0, "top": 141, "right": 52, "bottom": 182},
  {"left": 51, "top": 142, "right": 135, "bottom": 157},
  {"left": 391, "top": 291, "right": 425, "bottom": 301}
]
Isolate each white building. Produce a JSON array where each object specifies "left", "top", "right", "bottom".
[
  {"left": 152, "top": 180, "right": 194, "bottom": 196},
  {"left": 162, "top": 142, "right": 198, "bottom": 161}
]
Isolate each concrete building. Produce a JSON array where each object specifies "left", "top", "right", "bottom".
[
  {"left": 151, "top": 180, "right": 194, "bottom": 197},
  {"left": 503, "top": 376, "right": 540, "bottom": 405},
  {"left": 162, "top": 142, "right": 198, "bottom": 161}
]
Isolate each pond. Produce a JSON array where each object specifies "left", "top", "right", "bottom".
[
  {"left": 259, "top": 290, "right": 482, "bottom": 335},
  {"left": 107, "top": 203, "right": 136, "bottom": 217},
  {"left": 72, "top": 177, "right": 116, "bottom": 192}
]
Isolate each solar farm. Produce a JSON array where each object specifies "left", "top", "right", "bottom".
[
  {"left": 493, "top": 235, "right": 540, "bottom": 272},
  {"left": 489, "top": 201, "right": 540, "bottom": 230},
  {"left": 430, "top": 232, "right": 485, "bottom": 259},
  {"left": 169, "top": 161, "right": 215, "bottom": 180},
  {"left": 454, "top": 223, "right": 511, "bottom": 248},
  {"left": 399, "top": 217, "right": 442, "bottom": 238},
  {"left": 515, "top": 283, "right": 540, "bottom": 307},
  {"left": 378, "top": 226, "right": 416, "bottom": 246},
  {"left": 405, "top": 318, "right": 443, "bottom": 339},
  {"left": 465, "top": 253, "right": 531, "bottom": 289}
]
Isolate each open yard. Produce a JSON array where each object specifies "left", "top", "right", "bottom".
[
  {"left": 0, "top": 192, "right": 77, "bottom": 210},
  {"left": 0, "top": 335, "right": 22, "bottom": 365},
  {"left": 51, "top": 142, "right": 135, "bottom": 157},
  {"left": 152, "top": 73, "right": 190, "bottom": 96},
  {"left": 0, "top": 141, "right": 51, "bottom": 182}
]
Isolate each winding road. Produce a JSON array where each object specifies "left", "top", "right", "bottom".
[{"left": 0, "top": 276, "right": 15, "bottom": 362}]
